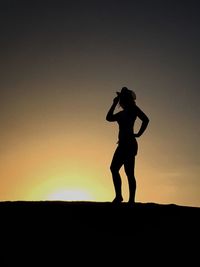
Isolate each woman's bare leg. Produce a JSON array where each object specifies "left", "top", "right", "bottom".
[
  {"left": 110, "top": 146, "right": 124, "bottom": 202},
  {"left": 124, "top": 157, "right": 136, "bottom": 203}
]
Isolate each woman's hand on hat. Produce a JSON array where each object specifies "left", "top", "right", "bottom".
[{"left": 113, "top": 95, "right": 119, "bottom": 105}]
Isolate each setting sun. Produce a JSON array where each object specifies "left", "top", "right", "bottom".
[{"left": 47, "top": 188, "right": 93, "bottom": 201}]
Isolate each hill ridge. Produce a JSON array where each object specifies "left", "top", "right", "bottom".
[{"left": 1, "top": 200, "right": 199, "bottom": 265}]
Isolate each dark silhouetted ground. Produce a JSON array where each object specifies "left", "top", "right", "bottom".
[{"left": 0, "top": 201, "right": 199, "bottom": 265}]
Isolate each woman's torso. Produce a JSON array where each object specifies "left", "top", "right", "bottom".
[{"left": 117, "top": 107, "right": 137, "bottom": 144}]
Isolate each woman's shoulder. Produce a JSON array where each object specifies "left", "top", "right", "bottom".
[{"left": 134, "top": 104, "right": 143, "bottom": 113}]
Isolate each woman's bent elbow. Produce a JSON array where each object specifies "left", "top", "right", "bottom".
[
  {"left": 145, "top": 116, "right": 150, "bottom": 124},
  {"left": 106, "top": 115, "right": 112, "bottom": 121}
]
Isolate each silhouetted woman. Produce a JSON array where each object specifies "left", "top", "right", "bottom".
[{"left": 106, "top": 87, "right": 149, "bottom": 204}]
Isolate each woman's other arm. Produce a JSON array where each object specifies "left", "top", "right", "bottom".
[{"left": 134, "top": 106, "right": 149, "bottom": 137}]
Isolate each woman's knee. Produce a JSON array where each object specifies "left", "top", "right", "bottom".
[{"left": 110, "top": 164, "right": 119, "bottom": 174}]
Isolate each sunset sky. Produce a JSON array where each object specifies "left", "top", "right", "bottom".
[{"left": 0, "top": 0, "right": 199, "bottom": 207}]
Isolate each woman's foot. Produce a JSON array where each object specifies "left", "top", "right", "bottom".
[
  {"left": 127, "top": 199, "right": 135, "bottom": 206},
  {"left": 112, "top": 196, "right": 123, "bottom": 204}
]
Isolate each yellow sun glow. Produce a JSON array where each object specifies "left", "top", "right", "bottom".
[{"left": 47, "top": 188, "right": 93, "bottom": 201}]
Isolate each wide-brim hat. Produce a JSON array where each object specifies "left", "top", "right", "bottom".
[{"left": 117, "top": 87, "right": 136, "bottom": 100}]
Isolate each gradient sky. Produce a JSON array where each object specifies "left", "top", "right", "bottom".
[{"left": 0, "top": 0, "right": 199, "bottom": 207}]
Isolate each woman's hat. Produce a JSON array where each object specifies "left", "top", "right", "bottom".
[{"left": 116, "top": 87, "right": 136, "bottom": 100}]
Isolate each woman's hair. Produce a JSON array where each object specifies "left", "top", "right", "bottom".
[{"left": 118, "top": 87, "right": 136, "bottom": 109}]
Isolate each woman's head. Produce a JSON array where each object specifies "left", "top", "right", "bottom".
[{"left": 117, "top": 87, "right": 136, "bottom": 109}]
